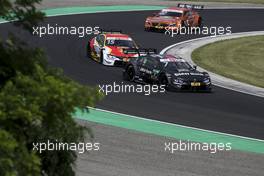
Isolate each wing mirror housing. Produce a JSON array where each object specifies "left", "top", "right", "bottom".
[{"left": 193, "top": 65, "right": 197, "bottom": 70}]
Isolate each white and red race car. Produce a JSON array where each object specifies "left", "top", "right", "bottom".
[{"left": 87, "top": 31, "right": 141, "bottom": 66}]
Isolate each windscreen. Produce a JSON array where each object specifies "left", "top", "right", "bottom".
[
  {"left": 164, "top": 61, "right": 192, "bottom": 71},
  {"left": 159, "top": 10, "right": 183, "bottom": 17},
  {"left": 106, "top": 38, "right": 136, "bottom": 48}
]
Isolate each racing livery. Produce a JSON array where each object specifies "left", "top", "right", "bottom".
[
  {"left": 144, "top": 4, "right": 203, "bottom": 31},
  {"left": 87, "top": 31, "right": 139, "bottom": 66},
  {"left": 123, "top": 54, "right": 211, "bottom": 91}
]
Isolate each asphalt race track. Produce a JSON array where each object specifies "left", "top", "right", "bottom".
[{"left": 1, "top": 9, "right": 264, "bottom": 139}]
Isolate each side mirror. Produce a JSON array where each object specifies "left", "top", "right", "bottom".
[{"left": 193, "top": 65, "right": 197, "bottom": 70}]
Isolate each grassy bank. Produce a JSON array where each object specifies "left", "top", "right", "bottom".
[{"left": 192, "top": 35, "right": 264, "bottom": 88}]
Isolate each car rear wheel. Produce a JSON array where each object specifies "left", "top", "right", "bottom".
[
  {"left": 87, "top": 43, "right": 92, "bottom": 58},
  {"left": 198, "top": 17, "right": 203, "bottom": 27},
  {"left": 144, "top": 27, "right": 150, "bottom": 31}
]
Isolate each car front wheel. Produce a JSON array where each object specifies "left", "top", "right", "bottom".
[
  {"left": 159, "top": 76, "right": 171, "bottom": 91},
  {"left": 123, "top": 65, "right": 135, "bottom": 81},
  {"left": 99, "top": 50, "right": 104, "bottom": 64}
]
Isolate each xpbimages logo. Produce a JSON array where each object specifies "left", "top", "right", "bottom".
[
  {"left": 32, "top": 140, "right": 100, "bottom": 154},
  {"left": 165, "top": 26, "right": 232, "bottom": 37},
  {"left": 98, "top": 82, "right": 166, "bottom": 95},
  {"left": 32, "top": 24, "right": 100, "bottom": 37},
  {"left": 164, "top": 140, "right": 232, "bottom": 154}
]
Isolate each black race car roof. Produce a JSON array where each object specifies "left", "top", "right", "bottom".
[{"left": 150, "top": 54, "right": 186, "bottom": 63}]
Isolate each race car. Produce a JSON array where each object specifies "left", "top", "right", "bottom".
[
  {"left": 87, "top": 30, "right": 140, "bottom": 66},
  {"left": 144, "top": 4, "right": 203, "bottom": 32},
  {"left": 123, "top": 54, "right": 211, "bottom": 91}
]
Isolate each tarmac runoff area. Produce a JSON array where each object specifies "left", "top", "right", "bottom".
[
  {"left": 73, "top": 108, "right": 264, "bottom": 175},
  {"left": 161, "top": 31, "right": 264, "bottom": 98}
]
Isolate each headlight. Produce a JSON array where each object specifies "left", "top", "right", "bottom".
[
  {"left": 203, "top": 78, "right": 211, "bottom": 84},
  {"left": 107, "top": 54, "right": 120, "bottom": 60},
  {"left": 173, "top": 78, "right": 184, "bottom": 84}
]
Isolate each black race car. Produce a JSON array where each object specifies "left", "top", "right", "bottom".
[{"left": 123, "top": 54, "right": 212, "bottom": 91}]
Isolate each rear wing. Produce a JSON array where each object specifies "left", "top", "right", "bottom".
[
  {"left": 99, "top": 29, "right": 122, "bottom": 34},
  {"left": 123, "top": 48, "right": 157, "bottom": 56},
  {"left": 177, "top": 3, "right": 204, "bottom": 10}
]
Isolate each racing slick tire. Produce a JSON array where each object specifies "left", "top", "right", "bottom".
[
  {"left": 87, "top": 43, "right": 91, "bottom": 58},
  {"left": 198, "top": 17, "right": 203, "bottom": 27},
  {"left": 99, "top": 50, "right": 104, "bottom": 64},
  {"left": 144, "top": 27, "right": 150, "bottom": 31},
  {"left": 159, "top": 75, "right": 172, "bottom": 91},
  {"left": 123, "top": 65, "right": 135, "bottom": 81},
  {"left": 180, "top": 20, "right": 190, "bottom": 32},
  {"left": 182, "top": 20, "right": 188, "bottom": 28}
]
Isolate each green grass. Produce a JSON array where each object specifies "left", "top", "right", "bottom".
[
  {"left": 171, "top": 0, "right": 264, "bottom": 4},
  {"left": 192, "top": 35, "right": 264, "bottom": 88}
]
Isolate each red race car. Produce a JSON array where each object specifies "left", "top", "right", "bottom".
[
  {"left": 87, "top": 30, "right": 140, "bottom": 66},
  {"left": 144, "top": 4, "right": 203, "bottom": 32}
]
